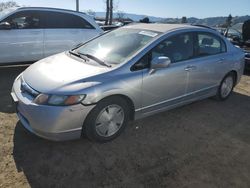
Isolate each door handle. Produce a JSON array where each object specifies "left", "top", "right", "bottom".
[{"left": 185, "top": 65, "right": 197, "bottom": 71}]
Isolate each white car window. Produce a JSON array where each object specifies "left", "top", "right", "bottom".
[
  {"left": 3, "top": 11, "right": 41, "bottom": 29},
  {"left": 41, "top": 11, "right": 94, "bottom": 29}
]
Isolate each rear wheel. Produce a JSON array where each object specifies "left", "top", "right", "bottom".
[
  {"left": 215, "top": 73, "right": 235, "bottom": 101},
  {"left": 83, "top": 97, "right": 130, "bottom": 142}
]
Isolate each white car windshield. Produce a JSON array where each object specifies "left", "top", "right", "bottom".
[{"left": 76, "top": 28, "right": 161, "bottom": 65}]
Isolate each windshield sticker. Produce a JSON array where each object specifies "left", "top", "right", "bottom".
[{"left": 139, "top": 31, "right": 158, "bottom": 37}]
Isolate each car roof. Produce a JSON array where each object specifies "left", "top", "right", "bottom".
[
  {"left": 13, "top": 7, "right": 102, "bottom": 31},
  {"left": 17, "top": 7, "right": 86, "bottom": 15},
  {"left": 124, "top": 23, "right": 201, "bottom": 33}
]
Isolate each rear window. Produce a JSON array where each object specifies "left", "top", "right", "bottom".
[{"left": 41, "top": 11, "right": 94, "bottom": 29}]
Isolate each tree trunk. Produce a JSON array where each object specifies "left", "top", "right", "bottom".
[
  {"left": 105, "top": 0, "right": 110, "bottom": 25},
  {"left": 109, "top": 0, "right": 113, "bottom": 25},
  {"left": 76, "top": 0, "right": 79, "bottom": 12}
]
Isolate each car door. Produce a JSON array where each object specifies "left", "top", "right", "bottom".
[
  {"left": 186, "top": 32, "right": 228, "bottom": 96},
  {"left": 0, "top": 10, "right": 44, "bottom": 64},
  {"left": 42, "top": 11, "right": 95, "bottom": 57},
  {"left": 139, "top": 32, "right": 194, "bottom": 114}
]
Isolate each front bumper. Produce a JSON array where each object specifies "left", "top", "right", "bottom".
[{"left": 11, "top": 77, "right": 95, "bottom": 141}]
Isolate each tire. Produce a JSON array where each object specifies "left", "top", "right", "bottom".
[
  {"left": 215, "top": 73, "right": 235, "bottom": 101},
  {"left": 83, "top": 96, "right": 130, "bottom": 142}
]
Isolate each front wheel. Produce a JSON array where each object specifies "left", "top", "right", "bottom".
[
  {"left": 83, "top": 97, "right": 130, "bottom": 142},
  {"left": 215, "top": 73, "right": 235, "bottom": 101}
]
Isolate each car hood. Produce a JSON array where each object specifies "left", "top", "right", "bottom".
[{"left": 23, "top": 52, "right": 110, "bottom": 94}]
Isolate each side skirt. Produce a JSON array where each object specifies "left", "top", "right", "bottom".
[{"left": 134, "top": 86, "right": 218, "bottom": 120}]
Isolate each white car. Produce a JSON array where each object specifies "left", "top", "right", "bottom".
[{"left": 0, "top": 7, "right": 103, "bottom": 64}]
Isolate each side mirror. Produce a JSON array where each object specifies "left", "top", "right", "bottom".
[
  {"left": 150, "top": 56, "right": 171, "bottom": 74},
  {"left": 0, "top": 22, "right": 11, "bottom": 30}
]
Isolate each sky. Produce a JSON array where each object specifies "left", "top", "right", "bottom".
[{"left": 2, "top": 0, "right": 250, "bottom": 18}]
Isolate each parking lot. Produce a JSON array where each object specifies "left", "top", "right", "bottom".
[{"left": 0, "top": 65, "right": 250, "bottom": 188}]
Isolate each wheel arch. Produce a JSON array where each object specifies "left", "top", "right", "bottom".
[
  {"left": 96, "top": 94, "right": 135, "bottom": 120},
  {"left": 227, "top": 70, "right": 238, "bottom": 86}
]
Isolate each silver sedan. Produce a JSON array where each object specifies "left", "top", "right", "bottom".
[{"left": 11, "top": 24, "right": 245, "bottom": 142}]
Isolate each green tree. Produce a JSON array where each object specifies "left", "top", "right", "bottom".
[
  {"left": 140, "top": 17, "right": 150, "bottom": 23},
  {"left": 181, "top": 16, "right": 187, "bottom": 23},
  {"left": 226, "top": 14, "right": 233, "bottom": 27}
]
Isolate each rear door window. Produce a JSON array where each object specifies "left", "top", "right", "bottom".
[
  {"left": 196, "top": 32, "right": 226, "bottom": 57},
  {"left": 41, "top": 11, "right": 94, "bottom": 29}
]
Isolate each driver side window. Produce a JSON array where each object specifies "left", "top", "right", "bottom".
[
  {"left": 131, "top": 32, "right": 195, "bottom": 71},
  {"left": 151, "top": 32, "right": 194, "bottom": 63}
]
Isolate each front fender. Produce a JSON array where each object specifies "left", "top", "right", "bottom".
[{"left": 82, "top": 71, "right": 143, "bottom": 110}]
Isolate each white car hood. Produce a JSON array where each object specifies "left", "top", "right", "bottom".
[{"left": 23, "top": 52, "right": 109, "bottom": 94}]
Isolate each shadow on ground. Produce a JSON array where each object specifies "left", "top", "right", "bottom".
[
  {"left": 244, "top": 69, "right": 250, "bottom": 76},
  {"left": 1, "top": 65, "right": 250, "bottom": 187},
  {"left": 12, "top": 91, "right": 250, "bottom": 188},
  {"left": 0, "top": 66, "right": 27, "bottom": 113}
]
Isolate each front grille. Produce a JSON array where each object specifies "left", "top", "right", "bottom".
[{"left": 20, "top": 77, "right": 40, "bottom": 98}]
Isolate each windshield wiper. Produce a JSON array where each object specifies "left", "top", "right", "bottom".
[
  {"left": 69, "top": 50, "right": 88, "bottom": 61},
  {"left": 78, "top": 52, "right": 111, "bottom": 68}
]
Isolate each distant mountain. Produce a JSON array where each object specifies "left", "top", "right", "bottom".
[
  {"left": 93, "top": 11, "right": 250, "bottom": 27},
  {"left": 186, "top": 16, "right": 250, "bottom": 27},
  {"left": 94, "top": 12, "right": 164, "bottom": 22}
]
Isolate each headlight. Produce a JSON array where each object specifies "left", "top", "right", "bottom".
[{"left": 34, "top": 94, "right": 86, "bottom": 106}]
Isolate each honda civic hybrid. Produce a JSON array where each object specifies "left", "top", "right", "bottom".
[{"left": 11, "top": 24, "right": 245, "bottom": 142}]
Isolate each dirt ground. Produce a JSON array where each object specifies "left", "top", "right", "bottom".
[{"left": 0, "top": 65, "right": 250, "bottom": 188}]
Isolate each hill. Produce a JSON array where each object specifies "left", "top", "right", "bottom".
[{"left": 93, "top": 12, "right": 250, "bottom": 27}]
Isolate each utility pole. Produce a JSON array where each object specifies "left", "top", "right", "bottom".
[{"left": 76, "top": 0, "right": 79, "bottom": 12}]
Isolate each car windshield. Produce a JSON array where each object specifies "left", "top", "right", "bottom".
[
  {"left": 0, "top": 8, "right": 17, "bottom": 20},
  {"left": 76, "top": 28, "right": 161, "bottom": 65}
]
